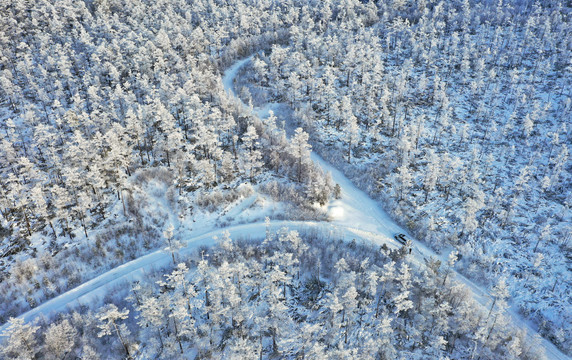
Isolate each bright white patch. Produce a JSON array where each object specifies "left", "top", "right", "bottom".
[{"left": 329, "top": 206, "right": 345, "bottom": 220}]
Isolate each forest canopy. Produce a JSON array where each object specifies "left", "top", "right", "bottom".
[{"left": 0, "top": 0, "right": 570, "bottom": 358}]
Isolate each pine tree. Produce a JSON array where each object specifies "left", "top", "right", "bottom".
[
  {"left": 342, "top": 100, "right": 359, "bottom": 164},
  {"left": 289, "top": 127, "right": 312, "bottom": 183},
  {"left": 97, "top": 304, "right": 131, "bottom": 358},
  {"left": 43, "top": 319, "right": 77, "bottom": 360},
  {"left": 423, "top": 149, "right": 440, "bottom": 202},
  {"left": 0, "top": 317, "right": 40, "bottom": 360},
  {"left": 391, "top": 262, "right": 414, "bottom": 333},
  {"left": 390, "top": 164, "right": 413, "bottom": 201},
  {"left": 240, "top": 124, "right": 263, "bottom": 183},
  {"left": 163, "top": 223, "right": 183, "bottom": 265},
  {"left": 30, "top": 184, "right": 57, "bottom": 239}
]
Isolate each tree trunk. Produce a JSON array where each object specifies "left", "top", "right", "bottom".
[
  {"left": 81, "top": 215, "right": 88, "bottom": 238},
  {"left": 485, "top": 315, "right": 498, "bottom": 341},
  {"left": 486, "top": 298, "right": 496, "bottom": 322},
  {"left": 205, "top": 289, "right": 210, "bottom": 320},
  {"left": 112, "top": 321, "right": 131, "bottom": 358},
  {"left": 298, "top": 156, "right": 302, "bottom": 183},
  {"left": 172, "top": 317, "right": 184, "bottom": 354},
  {"left": 23, "top": 210, "right": 32, "bottom": 237},
  {"left": 272, "top": 328, "right": 278, "bottom": 353},
  {"left": 121, "top": 190, "right": 126, "bottom": 216},
  {"left": 158, "top": 329, "right": 164, "bottom": 351},
  {"left": 49, "top": 220, "right": 57, "bottom": 239}
]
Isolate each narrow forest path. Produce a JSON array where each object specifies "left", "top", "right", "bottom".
[{"left": 1, "top": 56, "right": 568, "bottom": 360}]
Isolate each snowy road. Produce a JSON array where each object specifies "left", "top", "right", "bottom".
[
  {"left": 1, "top": 56, "right": 568, "bottom": 360},
  {"left": 223, "top": 56, "right": 570, "bottom": 360},
  {"left": 0, "top": 221, "right": 407, "bottom": 334},
  {"left": 0, "top": 221, "right": 323, "bottom": 331}
]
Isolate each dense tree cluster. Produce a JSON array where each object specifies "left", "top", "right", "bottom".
[
  {"left": 0, "top": 0, "right": 569, "bottom": 357},
  {"left": 242, "top": 0, "right": 571, "bottom": 351},
  {"left": 0, "top": 0, "right": 318, "bottom": 251},
  {"left": 0, "top": 0, "right": 339, "bottom": 325},
  {"left": 1, "top": 229, "right": 548, "bottom": 359}
]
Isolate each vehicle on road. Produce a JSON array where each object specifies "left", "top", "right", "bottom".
[{"left": 394, "top": 233, "right": 408, "bottom": 245}]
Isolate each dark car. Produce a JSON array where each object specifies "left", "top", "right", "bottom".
[{"left": 394, "top": 233, "right": 408, "bottom": 245}]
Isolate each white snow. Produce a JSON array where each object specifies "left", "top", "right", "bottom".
[
  {"left": 2, "top": 56, "right": 568, "bottom": 360},
  {"left": 225, "top": 57, "right": 570, "bottom": 360}
]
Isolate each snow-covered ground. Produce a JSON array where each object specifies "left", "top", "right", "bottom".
[
  {"left": 2, "top": 57, "right": 568, "bottom": 360},
  {"left": 227, "top": 57, "right": 570, "bottom": 360}
]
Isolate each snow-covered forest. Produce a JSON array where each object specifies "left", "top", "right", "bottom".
[
  {"left": 0, "top": 0, "right": 570, "bottom": 359},
  {"left": 0, "top": 0, "right": 336, "bottom": 327},
  {"left": 1, "top": 228, "right": 550, "bottom": 359}
]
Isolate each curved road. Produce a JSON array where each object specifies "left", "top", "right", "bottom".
[
  {"left": 223, "top": 56, "right": 570, "bottom": 360},
  {"left": 1, "top": 56, "right": 568, "bottom": 360}
]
